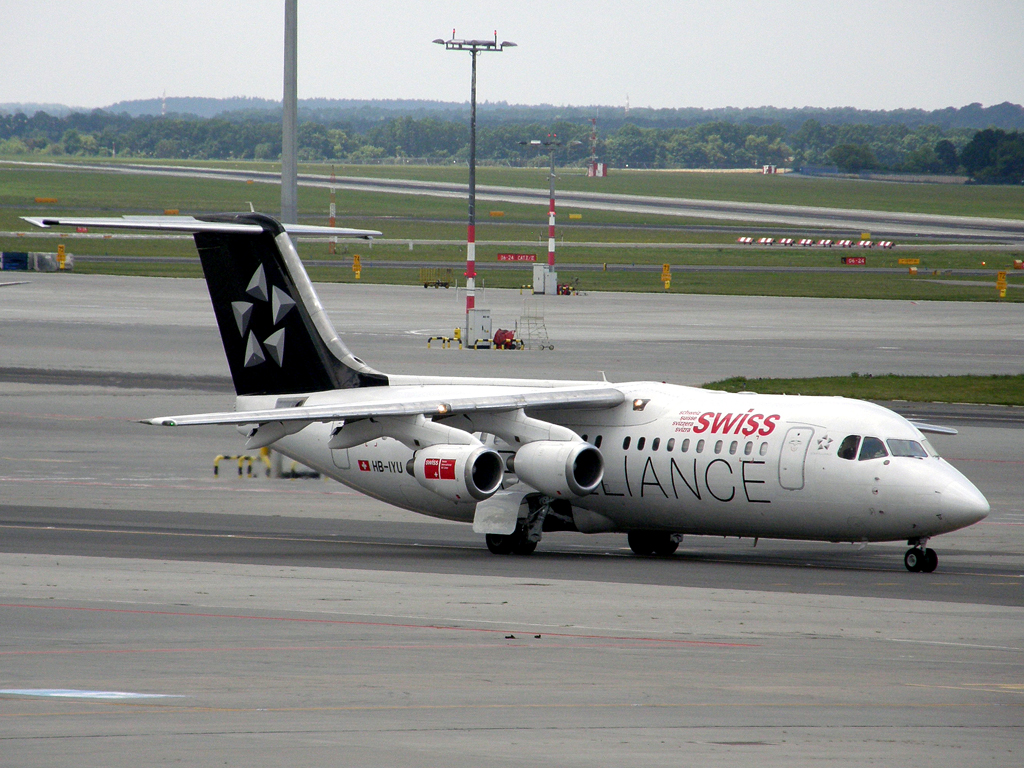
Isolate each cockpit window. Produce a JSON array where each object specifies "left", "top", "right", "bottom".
[
  {"left": 837, "top": 435, "right": 860, "bottom": 460},
  {"left": 886, "top": 439, "right": 928, "bottom": 458},
  {"left": 920, "top": 438, "right": 938, "bottom": 457},
  {"left": 858, "top": 436, "right": 888, "bottom": 461}
]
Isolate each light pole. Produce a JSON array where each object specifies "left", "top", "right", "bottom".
[
  {"left": 519, "top": 136, "right": 581, "bottom": 294},
  {"left": 281, "top": 0, "right": 298, "bottom": 224},
  {"left": 434, "top": 31, "right": 515, "bottom": 340}
]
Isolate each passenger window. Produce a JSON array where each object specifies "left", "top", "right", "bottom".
[
  {"left": 714, "top": 440, "right": 723, "bottom": 454},
  {"left": 681, "top": 438, "right": 690, "bottom": 452},
  {"left": 595, "top": 435, "right": 603, "bottom": 448},
  {"left": 744, "top": 441, "right": 753, "bottom": 455},
  {"left": 696, "top": 439, "right": 705, "bottom": 453},
  {"left": 886, "top": 439, "right": 928, "bottom": 458},
  {"left": 622, "top": 436, "right": 630, "bottom": 450},
  {"left": 652, "top": 437, "right": 660, "bottom": 451},
  {"left": 858, "top": 436, "right": 888, "bottom": 461},
  {"left": 729, "top": 441, "right": 738, "bottom": 455},
  {"left": 837, "top": 435, "right": 861, "bottom": 460},
  {"left": 759, "top": 443, "right": 768, "bottom": 456},
  {"left": 666, "top": 438, "right": 675, "bottom": 451},
  {"left": 637, "top": 437, "right": 646, "bottom": 450}
]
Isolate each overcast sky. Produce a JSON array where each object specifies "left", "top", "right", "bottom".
[{"left": 3, "top": 1, "right": 1021, "bottom": 112}]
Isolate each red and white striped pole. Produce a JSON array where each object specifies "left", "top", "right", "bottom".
[
  {"left": 328, "top": 165, "right": 337, "bottom": 254},
  {"left": 466, "top": 221, "right": 476, "bottom": 310},
  {"left": 547, "top": 149, "right": 557, "bottom": 269}
]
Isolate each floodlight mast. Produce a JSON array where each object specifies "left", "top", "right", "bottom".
[{"left": 434, "top": 32, "right": 516, "bottom": 317}]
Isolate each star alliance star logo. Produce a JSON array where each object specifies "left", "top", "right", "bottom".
[
  {"left": 230, "top": 264, "right": 296, "bottom": 368},
  {"left": 817, "top": 435, "right": 833, "bottom": 451}
]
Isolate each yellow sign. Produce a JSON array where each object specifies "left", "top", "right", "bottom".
[
  {"left": 662, "top": 263, "right": 671, "bottom": 276},
  {"left": 861, "top": 232, "right": 871, "bottom": 240},
  {"left": 489, "top": 211, "right": 504, "bottom": 217},
  {"left": 353, "top": 255, "right": 362, "bottom": 268},
  {"left": 898, "top": 258, "right": 920, "bottom": 265},
  {"left": 57, "top": 243, "right": 66, "bottom": 270},
  {"left": 569, "top": 213, "right": 582, "bottom": 220}
]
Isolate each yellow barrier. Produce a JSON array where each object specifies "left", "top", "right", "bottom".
[{"left": 213, "top": 454, "right": 256, "bottom": 477}]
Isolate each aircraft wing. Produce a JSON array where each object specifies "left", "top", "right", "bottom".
[
  {"left": 22, "top": 215, "right": 381, "bottom": 239},
  {"left": 145, "top": 385, "right": 626, "bottom": 427}
]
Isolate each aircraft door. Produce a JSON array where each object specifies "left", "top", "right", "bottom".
[{"left": 778, "top": 427, "right": 813, "bottom": 490}]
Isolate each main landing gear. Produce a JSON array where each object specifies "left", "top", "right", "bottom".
[
  {"left": 904, "top": 539, "right": 938, "bottom": 573},
  {"left": 485, "top": 525, "right": 537, "bottom": 556},
  {"left": 627, "top": 531, "right": 682, "bottom": 557}
]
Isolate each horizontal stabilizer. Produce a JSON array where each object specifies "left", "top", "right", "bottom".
[
  {"left": 909, "top": 421, "right": 959, "bottom": 436},
  {"left": 23, "top": 215, "right": 381, "bottom": 239}
]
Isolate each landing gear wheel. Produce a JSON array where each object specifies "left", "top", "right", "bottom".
[
  {"left": 512, "top": 538, "right": 538, "bottom": 556},
  {"left": 486, "top": 534, "right": 515, "bottom": 555},
  {"left": 904, "top": 547, "right": 925, "bottom": 572},
  {"left": 486, "top": 525, "right": 537, "bottom": 556},
  {"left": 629, "top": 531, "right": 680, "bottom": 557},
  {"left": 922, "top": 548, "right": 938, "bottom": 573},
  {"left": 652, "top": 535, "right": 680, "bottom": 557},
  {"left": 627, "top": 531, "right": 656, "bottom": 556}
]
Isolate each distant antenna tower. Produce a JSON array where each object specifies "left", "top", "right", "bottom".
[
  {"left": 625, "top": 94, "right": 629, "bottom": 116},
  {"left": 586, "top": 113, "right": 607, "bottom": 177},
  {"left": 588, "top": 116, "right": 598, "bottom": 166},
  {"left": 161, "top": 90, "right": 166, "bottom": 116}
]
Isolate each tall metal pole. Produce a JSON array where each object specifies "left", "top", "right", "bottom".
[
  {"left": 434, "top": 33, "right": 515, "bottom": 323},
  {"left": 281, "top": 0, "right": 298, "bottom": 224},
  {"left": 520, "top": 137, "right": 581, "bottom": 284},
  {"left": 547, "top": 147, "right": 556, "bottom": 269},
  {"left": 466, "top": 49, "right": 478, "bottom": 310}
]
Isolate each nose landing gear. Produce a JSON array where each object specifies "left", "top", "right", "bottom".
[{"left": 904, "top": 542, "right": 938, "bottom": 573}]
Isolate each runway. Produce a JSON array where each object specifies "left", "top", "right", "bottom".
[
  {"left": 1, "top": 276, "right": 1022, "bottom": 766},
  {"left": 7, "top": 159, "right": 1024, "bottom": 240}
]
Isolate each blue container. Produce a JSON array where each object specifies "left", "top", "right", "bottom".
[{"left": 1, "top": 252, "right": 29, "bottom": 271}]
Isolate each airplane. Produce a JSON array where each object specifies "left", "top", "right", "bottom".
[{"left": 26, "top": 212, "right": 991, "bottom": 572}]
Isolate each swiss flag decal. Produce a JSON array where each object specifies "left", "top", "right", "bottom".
[{"left": 358, "top": 460, "right": 370, "bottom": 472}]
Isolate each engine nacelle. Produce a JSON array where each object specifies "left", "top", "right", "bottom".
[
  {"left": 408, "top": 444, "right": 504, "bottom": 503},
  {"left": 508, "top": 441, "right": 604, "bottom": 498}
]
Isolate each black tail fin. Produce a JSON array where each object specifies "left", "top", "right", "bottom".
[{"left": 193, "top": 213, "right": 388, "bottom": 396}]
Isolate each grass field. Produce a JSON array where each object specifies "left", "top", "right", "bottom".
[
  {"left": 2, "top": 161, "right": 1022, "bottom": 303},
  {"left": 705, "top": 374, "right": 1024, "bottom": 406}
]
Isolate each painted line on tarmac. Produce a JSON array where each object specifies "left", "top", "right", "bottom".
[
  {"left": 889, "top": 638, "right": 1023, "bottom": 652},
  {"left": 0, "top": 689, "right": 182, "bottom": 700}
]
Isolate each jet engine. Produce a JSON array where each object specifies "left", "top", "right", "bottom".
[
  {"left": 407, "top": 444, "right": 504, "bottom": 503},
  {"left": 508, "top": 441, "right": 604, "bottom": 498}
]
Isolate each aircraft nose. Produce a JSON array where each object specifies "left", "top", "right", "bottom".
[{"left": 941, "top": 478, "right": 990, "bottom": 527}]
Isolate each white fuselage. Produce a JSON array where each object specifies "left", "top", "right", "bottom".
[{"left": 248, "top": 380, "right": 989, "bottom": 544}]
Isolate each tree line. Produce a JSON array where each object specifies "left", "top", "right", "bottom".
[{"left": 0, "top": 109, "right": 1021, "bottom": 182}]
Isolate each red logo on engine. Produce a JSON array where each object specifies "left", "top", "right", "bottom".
[
  {"left": 358, "top": 460, "right": 370, "bottom": 471},
  {"left": 424, "top": 458, "right": 457, "bottom": 480}
]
